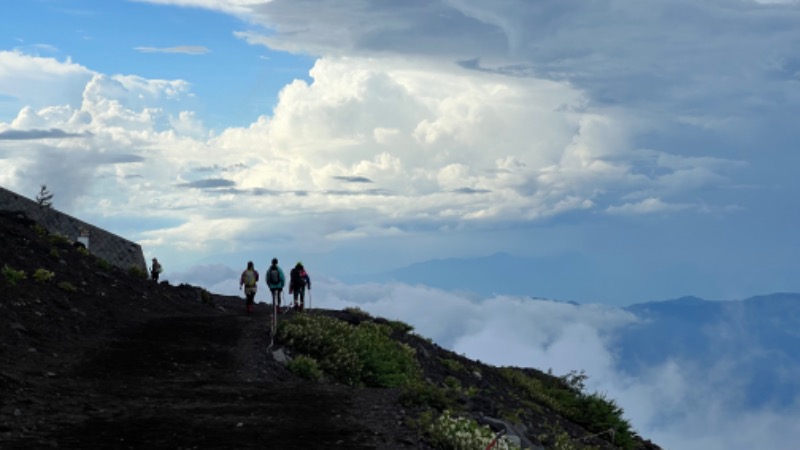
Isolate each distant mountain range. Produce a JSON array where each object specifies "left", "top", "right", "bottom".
[
  {"left": 350, "top": 254, "right": 800, "bottom": 411},
  {"left": 615, "top": 292, "right": 800, "bottom": 409}
]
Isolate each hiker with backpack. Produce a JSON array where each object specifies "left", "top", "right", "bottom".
[
  {"left": 265, "top": 258, "right": 286, "bottom": 313},
  {"left": 239, "top": 261, "right": 259, "bottom": 314},
  {"left": 150, "top": 258, "right": 162, "bottom": 282},
  {"left": 288, "top": 262, "right": 311, "bottom": 312}
]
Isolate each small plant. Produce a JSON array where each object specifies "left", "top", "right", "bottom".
[
  {"left": 400, "top": 380, "right": 458, "bottom": 411},
  {"left": 443, "top": 375, "right": 462, "bottom": 391},
  {"left": 31, "top": 224, "right": 48, "bottom": 237},
  {"left": 48, "top": 233, "right": 69, "bottom": 246},
  {"left": 76, "top": 246, "right": 90, "bottom": 256},
  {"left": 49, "top": 248, "right": 60, "bottom": 259},
  {"left": 387, "top": 319, "right": 414, "bottom": 334},
  {"left": 287, "top": 355, "right": 323, "bottom": 381},
  {"left": 96, "top": 258, "right": 110, "bottom": 270},
  {"left": 32, "top": 268, "right": 55, "bottom": 283},
  {"left": 128, "top": 265, "right": 148, "bottom": 279},
  {"left": 36, "top": 184, "right": 54, "bottom": 207},
  {"left": 344, "top": 306, "right": 371, "bottom": 317},
  {"left": 199, "top": 289, "right": 212, "bottom": 304},
  {"left": 2, "top": 265, "right": 26, "bottom": 286},
  {"left": 440, "top": 357, "right": 466, "bottom": 373},
  {"left": 57, "top": 281, "right": 77, "bottom": 292}
]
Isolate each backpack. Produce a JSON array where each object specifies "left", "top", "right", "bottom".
[
  {"left": 243, "top": 269, "right": 256, "bottom": 287},
  {"left": 291, "top": 268, "right": 307, "bottom": 287},
  {"left": 268, "top": 266, "right": 281, "bottom": 285}
]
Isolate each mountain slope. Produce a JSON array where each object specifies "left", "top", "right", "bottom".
[{"left": 0, "top": 210, "right": 660, "bottom": 449}]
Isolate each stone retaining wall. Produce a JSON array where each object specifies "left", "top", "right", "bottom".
[{"left": 0, "top": 186, "right": 146, "bottom": 272}]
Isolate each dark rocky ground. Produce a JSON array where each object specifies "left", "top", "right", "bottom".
[{"left": 0, "top": 210, "right": 661, "bottom": 449}]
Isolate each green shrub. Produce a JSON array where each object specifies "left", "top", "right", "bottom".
[
  {"left": 2, "top": 265, "right": 26, "bottom": 286},
  {"left": 387, "top": 319, "right": 414, "bottom": 334},
  {"left": 128, "top": 266, "right": 148, "bottom": 279},
  {"left": 287, "top": 355, "right": 323, "bottom": 381},
  {"left": 344, "top": 306, "right": 371, "bottom": 317},
  {"left": 31, "top": 224, "right": 47, "bottom": 236},
  {"left": 440, "top": 357, "right": 465, "bottom": 373},
  {"left": 96, "top": 258, "right": 110, "bottom": 270},
  {"left": 499, "top": 368, "right": 635, "bottom": 449},
  {"left": 49, "top": 248, "right": 60, "bottom": 259},
  {"left": 425, "top": 410, "right": 521, "bottom": 450},
  {"left": 48, "top": 233, "right": 69, "bottom": 246},
  {"left": 57, "top": 281, "right": 77, "bottom": 292},
  {"left": 76, "top": 246, "right": 90, "bottom": 256},
  {"left": 278, "top": 314, "right": 420, "bottom": 387},
  {"left": 400, "top": 380, "right": 458, "bottom": 411},
  {"left": 198, "top": 288, "right": 212, "bottom": 304},
  {"left": 32, "top": 268, "right": 55, "bottom": 283}
]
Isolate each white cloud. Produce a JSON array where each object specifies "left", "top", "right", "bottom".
[
  {"left": 606, "top": 198, "right": 691, "bottom": 216},
  {"left": 0, "top": 50, "right": 745, "bottom": 257},
  {"left": 0, "top": 51, "right": 93, "bottom": 110}
]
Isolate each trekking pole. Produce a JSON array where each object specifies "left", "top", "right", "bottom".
[{"left": 269, "top": 291, "right": 277, "bottom": 349}]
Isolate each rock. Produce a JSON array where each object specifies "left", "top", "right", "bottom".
[
  {"left": 13, "top": 409, "right": 21, "bottom": 417},
  {"left": 272, "top": 348, "right": 290, "bottom": 365}
]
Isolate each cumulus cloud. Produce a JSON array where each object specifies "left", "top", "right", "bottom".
[{"left": 0, "top": 50, "right": 745, "bottom": 255}]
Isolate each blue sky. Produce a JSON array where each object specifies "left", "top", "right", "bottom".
[
  {"left": 2, "top": 1, "right": 800, "bottom": 447},
  {"left": 1, "top": 0, "right": 798, "bottom": 305}
]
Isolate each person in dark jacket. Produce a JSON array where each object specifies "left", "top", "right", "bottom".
[
  {"left": 265, "top": 258, "right": 285, "bottom": 313},
  {"left": 288, "top": 262, "right": 312, "bottom": 312},
  {"left": 150, "top": 258, "right": 162, "bottom": 282}
]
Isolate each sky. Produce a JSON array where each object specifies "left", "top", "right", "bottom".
[
  {"left": 2, "top": 0, "right": 799, "bottom": 305},
  {"left": 2, "top": 1, "right": 800, "bottom": 447}
]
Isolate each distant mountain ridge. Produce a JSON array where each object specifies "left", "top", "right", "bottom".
[
  {"left": 352, "top": 253, "right": 800, "bottom": 413},
  {"left": 615, "top": 292, "right": 800, "bottom": 409}
]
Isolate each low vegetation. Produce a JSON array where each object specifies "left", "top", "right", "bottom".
[
  {"left": 2, "top": 264, "right": 26, "bottom": 286},
  {"left": 423, "top": 410, "right": 521, "bottom": 450},
  {"left": 278, "top": 311, "right": 641, "bottom": 450},
  {"left": 32, "top": 268, "right": 55, "bottom": 283},
  {"left": 278, "top": 314, "right": 420, "bottom": 387}
]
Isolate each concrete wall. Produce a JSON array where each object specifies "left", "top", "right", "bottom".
[{"left": 0, "top": 186, "right": 147, "bottom": 272}]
